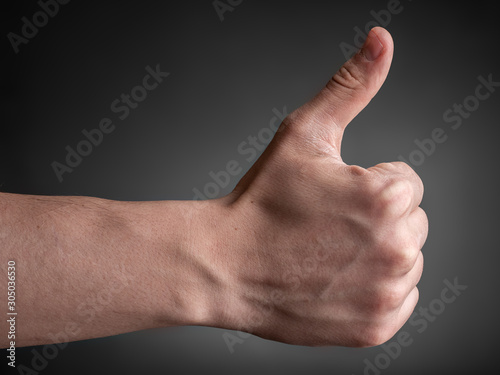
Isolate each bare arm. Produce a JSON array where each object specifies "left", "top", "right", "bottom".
[
  {"left": 0, "top": 192, "right": 225, "bottom": 347},
  {"left": 1, "top": 27, "right": 427, "bottom": 349}
]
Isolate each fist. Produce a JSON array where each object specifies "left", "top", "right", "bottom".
[{"left": 211, "top": 27, "right": 428, "bottom": 348}]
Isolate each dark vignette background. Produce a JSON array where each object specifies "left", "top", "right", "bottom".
[{"left": 1, "top": 1, "right": 499, "bottom": 374}]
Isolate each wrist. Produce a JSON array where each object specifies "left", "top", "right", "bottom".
[
  {"left": 185, "top": 195, "right": 267, "bottom": 334},
  {"left": 177, "top": 197, "right": 243, "bottom": 329},
  {"left": 124, "top": 197, "right": 240, "bottom": 330}
]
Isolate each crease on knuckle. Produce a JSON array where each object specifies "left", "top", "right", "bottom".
[{"left": 329, "top": 63, "right": 368, "bottom": 93}]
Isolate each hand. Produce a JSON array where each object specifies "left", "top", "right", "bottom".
[{"left": 209, "top": 27, "right": 428, "bottom": 347}]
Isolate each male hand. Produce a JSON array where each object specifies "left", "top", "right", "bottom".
[
  {"left": 210, "top": 27, "right": 428, "bottom": 347},
  {"left": 0, "top": 27, "right": 427, "bottom": 350}
]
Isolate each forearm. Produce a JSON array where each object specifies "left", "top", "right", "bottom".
[{"left": 0, "top": 192, "right": 225, "bottom": 348}]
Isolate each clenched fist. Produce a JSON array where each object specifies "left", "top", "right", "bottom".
[{"left": 205, "top": 27, "right": 428, "bottom": 347}]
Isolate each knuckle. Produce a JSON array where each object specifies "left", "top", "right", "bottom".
[
  {"left": 391, "top": 161, "right": 416, "bottom": 175},
  {"left": 369, "top": 161, "right": 424, "bottom": 209},
  {"left": 414, "top": 207, "right": 429, "bottom": 244},
  {"left": 356, "top": 325, "right": 391, "bottom": 348},
  {"left": 386, "top": 161, "right": 419, "bottom": 181},
  {"left": 370, "top": 230, "right": 418, "bottom": 273},
  {"left": 357, "top": 174, "right": 413, "bottom": 220},
  {"left": 366, "top": 285, "right": 406, "bottom": 315},
  {"left": 329, "top": 62, "right": 367, "bottom": 92},
  {"left": 347, "top": 164, "right": 369, "bottom": 177},
  {"left": 414, "top": 252, "right": 424, "bottom": 279},
  {"left": 387, "top": 246, "right": 418, "bottom": 273},
  {"left": 394, "top": 161, "right": 424, "bottom": 196},
  {"left": 374, "top": 178, "right": 413, "bottom": 218},
  {"left": 380, "top": 285, "right": 407, "bottom": 310}
]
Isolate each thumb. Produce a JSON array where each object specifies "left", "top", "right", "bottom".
[{"left": 292, "top": 27, "right": 394, "bottom": 153}]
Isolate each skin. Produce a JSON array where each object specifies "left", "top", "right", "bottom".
[{"left": 0, "top": 27, "right": 427, "bottom": 349}]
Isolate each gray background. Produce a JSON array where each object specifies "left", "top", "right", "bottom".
[{"left": 2, "top": 0, "right": 499, "bottom": 374}]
